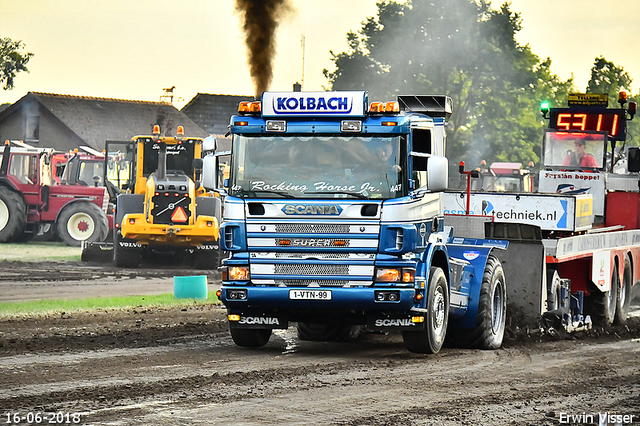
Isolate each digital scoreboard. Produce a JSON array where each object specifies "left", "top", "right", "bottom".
[{"left": 548, "top": 108, "right": 626, "bottom": 141}]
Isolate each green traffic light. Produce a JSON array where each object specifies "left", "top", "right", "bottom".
[{"left": 540, "top": 101, "right": 550, "bottom": 111}]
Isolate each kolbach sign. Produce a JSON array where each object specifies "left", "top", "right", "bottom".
[{"left": 262, "top": 91, "right": 367, "bottom": 117}]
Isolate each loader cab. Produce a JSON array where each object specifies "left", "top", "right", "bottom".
[{"left": 104, "top": 141, "right": 135, "bottom": 196}]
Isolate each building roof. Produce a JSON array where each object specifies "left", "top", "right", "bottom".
[
  {"left": 181, "top": 93, "right": 253, "bottom": 138},
  {"left": 0, "top": 92, "right": 207, "bottom": 150}
]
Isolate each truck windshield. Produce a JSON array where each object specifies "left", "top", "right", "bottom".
[
  {"left": 229, "top": 135, "right": 403, "bottom": 199},
  {"left": 542, "top": 131, "right": 607, "bottom": 170}
]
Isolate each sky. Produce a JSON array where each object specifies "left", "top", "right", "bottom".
[{"left": 1, "top": 0, "right": 639, "bottom": 109}]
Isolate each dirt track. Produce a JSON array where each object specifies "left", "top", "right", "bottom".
[{"left": 0, "top": 256, "right": 639, "bottom": 425}]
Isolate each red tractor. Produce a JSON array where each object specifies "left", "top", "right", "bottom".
[{"left": 0, "top": 140, "right": 110, "bottom": 246}]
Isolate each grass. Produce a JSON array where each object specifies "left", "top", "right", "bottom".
[
  {"left": 0, "top": 293, "right": 220, "bottom": 318},
  {"left": 0, "top": 241, "right": 81, "bottom": 262}
]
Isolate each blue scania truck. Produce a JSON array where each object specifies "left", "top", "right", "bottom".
[{"left": 203, "top": 91, "right": 508, "bottom": 354}]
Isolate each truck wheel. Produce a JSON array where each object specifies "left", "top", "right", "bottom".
[
  {"left": 402, "top": 266, "right": 448, "bottom": 354},
  {"left": 113, "top": 232, "right": 141, "bottom": 268},
  {"left": 446, "top": 255, "right": 506, "bottom": 350},
  {"left": 296, "top": 323, "right": 361, "bottom": 342},
  {"left": 0, "top": 186, "right": 26, "bottom": 243},
  {"left": 57, "top": 202, "right": 109, "bottom": 247},
  {"left": 230, "top": 327, "right": 272, "bottom": 348},
  {"left": 615, "top": 257, "right": 632, "bottom": 324}
]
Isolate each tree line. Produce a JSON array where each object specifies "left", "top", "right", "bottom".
[
  {"left": 322, "top": 0, "right": 638, "bottom": 172},
  {"left": 2, "top": 0, "right": 637, "bottom": 172}
]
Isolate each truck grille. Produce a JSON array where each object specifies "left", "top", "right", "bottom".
[
  {"left": 274, "top": 223, "right": 351, "bottom": 233},
  {"left": 274, "top": 263, "right": 349, "bottom": 275},
  {"left": 275, "top": 279, "right": 351, "bottom": 287}
]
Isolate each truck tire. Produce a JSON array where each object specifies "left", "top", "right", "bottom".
[
  {"left": 0, "top": 186, "right": 26, "bottom": 243},
  {"left": 113, "top": 232, "right": 141, "bottom": 268},
  {"left": 57, "top": 202, "right": 109, "bottom": 247},
  {"left": 589, "top": 265, "right": 618, "bottom": 326},
  {"left": 296, "top": 323, "right": 362, "bottom": 342},
  {"left": 447, "top": 255, "right": 506, "bottom": 350},
  {"left": 230, "top": 327, "right": 272, "bottom": 348},
  {"left": 402, "top": 266, "right": 448, "bottom": 354},
  {"left": 615, "top": 257, "right": 632, "bottom": 324}
]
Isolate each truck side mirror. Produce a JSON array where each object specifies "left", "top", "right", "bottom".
[
  {"left": 203, "top": 136, "right": 217, "bottom": 153},
  {"left": 628, "top": 147, "right": 640, "bottom": 173},
  {"left": 202, "top": 154, "right": 217, "bottom": 190},
  {"left": 427, "top": 155, "right": 448, "bottom": 191}
]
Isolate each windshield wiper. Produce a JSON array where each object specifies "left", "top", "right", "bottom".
[
  {"left": 236, "top": 189, "right": 295, "bottom": 199},
  {"left": 305, "top": 191, "right": 368, "bottom": 199}
]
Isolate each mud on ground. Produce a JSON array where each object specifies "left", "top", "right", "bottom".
[{"left": 0, "top": 256, "right": 639, "bottom": 425}]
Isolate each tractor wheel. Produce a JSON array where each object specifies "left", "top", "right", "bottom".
[
  {"left": 615, "top": 257, "right": 632, "bottom": 324},
  {"left": 229, "top": 327, "right": 272, "bottom": 348},
  {"left": 57, "top": 202, "right": 109, "bottom": 247},
  {"left": 296, "top": 323, "right": 362, "bottom": 342},
  {"left": 402, "top": 266, "right": 449, "bottom": 354},
  {"left": 0, "top": 186, "right": 26, "bottom": 243}
]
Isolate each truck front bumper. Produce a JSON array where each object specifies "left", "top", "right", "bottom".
[{"left": 220, "top": 285, "right": 417, "bottom": 311}]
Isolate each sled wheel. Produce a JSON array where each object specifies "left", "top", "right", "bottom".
[
  {"left": 0, "top": 186, "right": 26, "bottom": 243},
  {"left": 446, "top": 255, "right": 506, "bottom": 350},
  {"left": 590, "top": 264, "right": 618, "bottom": 326},
  {"left": 546, "top": 269, "right": 562, "bottom": 311},
  {"left": 615, "top": 257, "right": 632, "bottom": 324},
  {"left": 57, "top": 202, "right": 108, "bottom": 247},
  {"left": 296, "top": 323, "right": 362, "bottom": 342},
  {"left": 403, "top": 266, "right": 448, "bottom": 354},
  {"left": 230, "top": 327, "right": 272, "bottom": 348}
]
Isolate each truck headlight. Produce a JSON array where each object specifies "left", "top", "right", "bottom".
[
  {"left": 223, "top": 266, "right": 250, "bottom": 281},
  {"left": 374, "top": 267, "right": 415, "bottom": 283}
]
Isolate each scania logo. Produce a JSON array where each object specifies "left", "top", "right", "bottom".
[
  {"left": 282, "top": 204, "right": 342, "bottom": 215},
  {"left": 238, "top": 317, "right": 280, "bottom": 325},
  {"left": 375, "top": 318, "right": 415, "bottom": 327}
]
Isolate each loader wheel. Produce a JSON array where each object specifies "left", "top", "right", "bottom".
[
  {"left": 57, "top": 202, "right": 109, "bottom": 247},
  {"left": 615, "top": 257, "right": 632, "bottom": 324},
  {"left": 229, "top": 327, "right": 272, "bottom": 348},
  {"left": 296, "top": 323, "right": 362, "bottom": 342},
  {"left": 447, "top": 255, "right": 506, "bottom": 350},
  {"left": 0, "top": 186, "right": 26, "bottom": 243},
  {"left": 113, "top": 232, "right": 141, "bottom": 268},
  {"left": 402, "top": 266, "right": 448, "bottom": 354},
  {"left": 192, "top": 246, "right": 221, "bottom": 270}
]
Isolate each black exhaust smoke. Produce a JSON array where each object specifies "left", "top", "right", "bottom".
[{"left": 235, "top": 0, "right": 292, "bottom": 98}]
